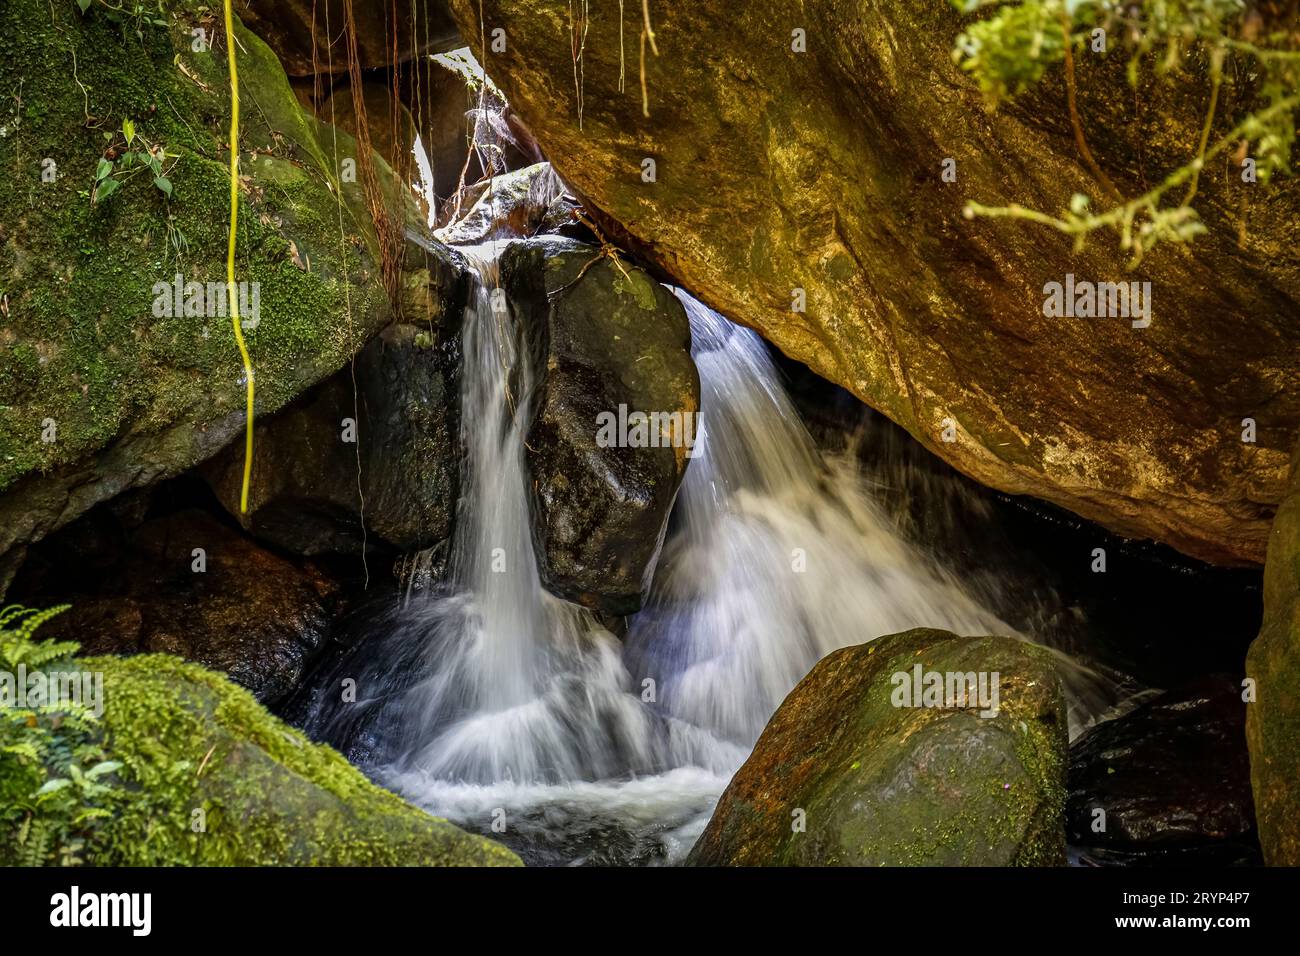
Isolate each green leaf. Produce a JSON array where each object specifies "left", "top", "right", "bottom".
[
  {"left": 95, "top": 157, "right": 113, "bottom": 181},
  {"left": 153, "top": 175, "right": 172, "bottom": 197},
  {"left": 86, "top": 760, "right": 122, "bottom": 779},
  {"left": 76, "top": 0, "right": 91, "bottom": 12},
  {"left": 122, "top": 117, "right": 135, "bottom": 145},
  {"left": 147, "top": 152, "right": 162, "bottom": 176},
  {"left": 94, "top": 178, "right": 121, "bottom": 203},
  {"left": 35, "top": 778, "right": 70, "bottom": 796}
]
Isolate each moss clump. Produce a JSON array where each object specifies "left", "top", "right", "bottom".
[{"left": 82, "top": 653, "right": 520, "bottom": 866}]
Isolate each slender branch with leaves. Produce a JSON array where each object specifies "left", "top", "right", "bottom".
[{"left": 951, "top": 0, "right": 1300, "bottom": 265}]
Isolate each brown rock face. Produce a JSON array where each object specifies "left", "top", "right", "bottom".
[
  {"left": 446, "top": 0, "right": 1300, "bottom": 566},
  {"left": 27, "top": 510, "right": 341, "bottom": 705}
]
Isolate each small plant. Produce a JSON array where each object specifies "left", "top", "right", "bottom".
[
  {"left": 75, "top": 0, "right": 170, "bottom": 44},
  {"left": 91, "top": 116, "right": 176, "bottom": 206},
  {"left": 0, "top": 605, "right": 123, "bottom": 867}
]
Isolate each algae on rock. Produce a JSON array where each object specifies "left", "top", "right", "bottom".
[
  {"left": 0, "top": 0, "right": 455, "bottom": 594},
  {"left": 689, "top": 628, "right": 1069, "bottom": 866},
  {"left": 85, "top": 653, "right": 520, "bottom": 866}
]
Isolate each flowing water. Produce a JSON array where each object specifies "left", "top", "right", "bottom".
[{"left": 303, "top": 239, "right": 1125, "bottom": 865}]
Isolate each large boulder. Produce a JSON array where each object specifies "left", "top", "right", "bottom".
[
  {"left": 446, "top": 0, "right": 1300, "bottom": 566},
  {"left": 238, "top": 0, "right": 462, "bottom": 76},
  {"left": 688, "top": 628, "right": 1069, "bottom": 866},
  {"left": 0, "top": 0, "right": 457, "bottom": 598},
  {"left": 85, "top": 653, "right": 520, "bottom": 865},
  {"left": 502, "top": 236, "right": 699, "bottom": 616},
  {"left": 0, "top": 0, "right": 446, "bottom": 597},
  {"left": 11, "top": 509, "right": 341, "bottom": 705},
  {"left": 1067, "top": 675, "right": 1256, "bottom": 863},
  {"left": 1246, "top": 441, "right": 1300, "bottom": 865}
]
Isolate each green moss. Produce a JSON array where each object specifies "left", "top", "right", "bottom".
[
  {"left": 0, "top": 0, "right": 393, "bottom": 492},
  {"left": 81, "top": 653, "right": 520, "bottom": 866}
]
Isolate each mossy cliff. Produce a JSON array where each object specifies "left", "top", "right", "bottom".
[
  {"left": 0, "top": 0, "right": 443, "bottom": 593},
  {"left": 78, "top": 653, "right": 519, "bottom": 866},
  {"left": 1246, "top": 441, "right": 1300, "bottom": 866},
  {"left": 688, "top": 628, "right": 1068, "bottom": 866}
]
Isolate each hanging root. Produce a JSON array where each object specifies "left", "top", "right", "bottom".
[
  {"left": 639, "top": 0, "right": 658, "bottom": 118},
  {"left": 547, "top": 210, "right": 633, "bottom": 299}
]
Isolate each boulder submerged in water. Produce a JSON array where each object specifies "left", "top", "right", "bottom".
[
  {"left": 687, "top": 628, "right": 1069, "bottom": 866},
  {"left": 502, "top": 236, "right": 700, "bottom": 617}
]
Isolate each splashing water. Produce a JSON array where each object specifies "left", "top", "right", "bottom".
[{"left": 304, "top": 244, "right": 1123, "bottom": 865}]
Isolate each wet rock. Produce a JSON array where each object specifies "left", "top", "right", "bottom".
[
  {"left": 1067, "top": 675, "right": 1256, "bottom": 859},
  {"left": 447, "top": 0, "right": 1300, "bottom": 566},
  {"left": 31, "top": 510, "right": 340, "bottom": 705},
  {"left": 501, "top": 236, "right": 699, "bottom": 616},
  {"left": 203, "top": 306, "right": 463, "bottom": 559},
  {"left": 239, "top": 0, "right": 462, "bottom": 76},
  {"left": 1247, "top": 440, "right": 1300, "bottom": 865},
  {"left": 688, "top": 628, "right": 1068, "bottom": 866},
  {"left": 435, "top": 162, "right": 570, "bottom": 244}
]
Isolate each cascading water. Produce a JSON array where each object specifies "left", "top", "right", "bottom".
[
  {"left": 304, "top": 242, "right": 1124, "bottom": 865},
  {"left": 310, "top": 241, "right": 666, "bottom": 784},
  {"left": 624, "top": 296, "right": 1119, "bottom": 753}
]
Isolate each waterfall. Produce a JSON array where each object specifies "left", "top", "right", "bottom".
[
  {"left": 625, "top": 293, "right": 1120, "bottom": 755},
  {"left": 309, "top": 241, "right": 665, "bottom": 790},
  {"left": 304, "top": 247, "right": 1122, "bottom": 865}
]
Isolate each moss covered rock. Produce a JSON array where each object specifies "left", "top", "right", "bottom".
[
  {"left": 0, "top": 0, "right": 456, "bottom": 595},
  {"left": 447, "top": 0, "right": 1300, "bottom": 566},
  {"left": 84, "top": 652, "right": 520, "bottom": 866},
  {"left": 1245, "top": 440, "right": 1300, "bottom": 866},
  {"left": 688, "top": 628, "right": 1068, "bottom": 866},
  {"left": 503, "top": 235, "right": 699, "bottom": 616}
]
